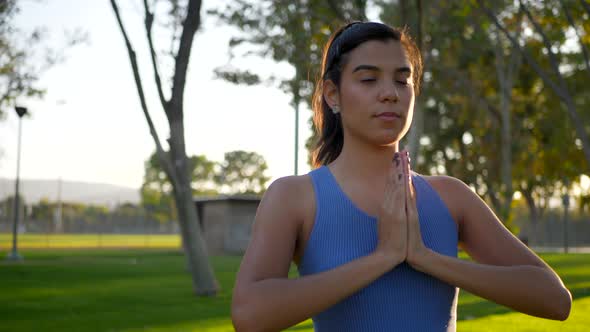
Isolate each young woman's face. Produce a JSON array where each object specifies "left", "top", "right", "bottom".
[{"left": 336, "top": 39, "right": 415, "bottom": 146}]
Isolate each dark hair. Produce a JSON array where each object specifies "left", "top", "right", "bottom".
[{"left": 311, "top": 22, "right": 423, "bottom": 168}]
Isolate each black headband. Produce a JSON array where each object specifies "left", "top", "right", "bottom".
[
  {"left": 325, "top": 21, "right": 364, "bottom": 71},
  {"left": 325, "top": 22, "right": 396, "bottom": 73}
]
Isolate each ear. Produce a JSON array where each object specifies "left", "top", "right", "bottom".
[{"left": 322, "top": 79, "right": 340, "bottom": 109}]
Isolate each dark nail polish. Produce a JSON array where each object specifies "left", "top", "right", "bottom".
[{"left": 393, "top": 153, "right": 400, "bottom": 166}]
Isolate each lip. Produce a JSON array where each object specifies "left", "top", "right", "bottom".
[{"left": 375, "top": 112, "right": 401, "bottom": 121}]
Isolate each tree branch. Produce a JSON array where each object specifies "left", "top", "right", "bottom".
[
  {"left": 439, "top": 65, "right": 502, "bottom": 124},
  {"left": 506, "top": 11, "right": 524, "bottom": 91},
  {"left": 476, "top": 0, "right": 569, "bottom": 101},
  {"left": 479, "top": 0, "right": 590, "bottom": 169},
  {"left": 416, "top": 0, "right": 423, "bottom": 49},
  {"left": 170, "top": 0, "right": 201, "bottom": 116},
  {"left": 354, "top": 0, "right": 368, "bottom": 21},
  {"left": 143, "top": 0, "right": 170, "bottom": 116},
  {"left": 560, "top": 0, "right": 590, "bottom": 80},
  {"left": 580, "top": 0, "right": 590, "bottom": 17},
  {"left": 110, "top": 0, "right": 180, "bottom": 189},
  {"left": 326, "top": 0, "right": 347, "bottom": 22},
  {"left": 518, "top": 0, "right": 563, "bottom": 86}
]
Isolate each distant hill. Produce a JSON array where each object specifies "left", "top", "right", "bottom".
[{"left": 0, "top": 178, "right": 140, "bottom": 207}]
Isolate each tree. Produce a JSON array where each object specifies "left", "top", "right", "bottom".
[
  {"left": 0, "top": 1, "right": 44, "bottom": 118},
  {"left": 141, "top": 151, "right": 218, "bottom": 223},
  {"left": 0, "top": 194, "right": 26, "bottom": 222},
  {"left": 110, "top": 0, "right": 217, "bottom": 296},
  {"left": 380, "top": 1, "right": 588, "bottom": 233},
  {"left": 141, "top": 149, "right": 268, "bottom": 223},
  {"left": 465, "top": 0, "right": 590, "bottom": 229},
  {"left": 478, "top": 0, "right": 590, "bottom": 170},
  {"left": 216, "top": 150, "right": 270, "bottom": 195},
  {"left": 0, "top": 0, "right": 86, "bottom": 119}
]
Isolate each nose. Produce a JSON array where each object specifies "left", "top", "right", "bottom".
[{"left": 378, "top": 81, "right": 399, "bottom": 103}]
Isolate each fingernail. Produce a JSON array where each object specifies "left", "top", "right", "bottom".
[{"left": 393, "top": 152, "right": 400, "bottom": 166}]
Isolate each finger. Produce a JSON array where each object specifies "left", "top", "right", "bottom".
[
  {"left": 403, "top": 156, "right": 418, "bottom": 225},
  {"left": 383, "top": 161, "right": 396, "bottom": 212},
  {"left": 402, "top": 150, "right": 411, "bottom": 178},
  {"left": 392, "top": 152, "right": 402, "bottom": 181},
  {"left": 401, "top": 151, "right": 415, "bottom": 199},
  {"left": 383, "top": 152, "right": 400, "bottom": 212},
  {"left": 394, "top": 152, "right": 407, "bottom": 217}
]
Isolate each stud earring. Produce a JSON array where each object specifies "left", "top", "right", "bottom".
[{"left": 332, "top": 105, "right": 340, "bottom": 114}]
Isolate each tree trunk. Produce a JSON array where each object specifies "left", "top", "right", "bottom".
[
  {"left": 522, "top": 188, "right": 538, "bottom": 225},
  {"left": 408, "top": 100, "right": 423, "bottom": 160},
  {"left": 110, "top": 0, "right": 218, "bottom": 296},
  {"left": 521, "top": 187, "right": 538, "bottom": 244},
  {"left": 486, "top": 183, "right": 502, "bottom": 214},
  {"left": 407, "top": 0, "right": 425, "bottom": 161},
  {"left": 170, "top": 120, "right": 218, "bottom": 296},
  {"left": 492, "top": 23, "right": 521, "bottom": 223}
]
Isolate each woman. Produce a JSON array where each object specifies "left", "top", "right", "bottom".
[{"left": 231, "top": 21, "right": 571, "bottom": 331}]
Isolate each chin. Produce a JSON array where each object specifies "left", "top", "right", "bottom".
[{"left": 371, "top": 133, "right": 404, "bottom": 146}]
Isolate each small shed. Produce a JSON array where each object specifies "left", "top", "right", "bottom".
[{"left": 194, "top": 195, "right": 261, "bottom": 255}]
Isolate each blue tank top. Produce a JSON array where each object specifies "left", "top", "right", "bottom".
[{"left": 298, "top": 166, "right": 459, "bottom": 331}]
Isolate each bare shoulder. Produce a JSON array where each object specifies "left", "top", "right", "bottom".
[
  {"left": 234, "top": 174, "right": 315, "bottom": 289},
  {"left": 419, "top": 173, "right": 469, "bottom": 192},
  {"left": 258, "top": 174, "right": 315, "bottom": 225},
  {"left": 248, "top": 173, "right": 316, "bottom": 254}
]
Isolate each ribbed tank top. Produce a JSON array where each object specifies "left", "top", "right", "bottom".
[{"left": 298, "top": 166, "right": 459, "bottom": 331}]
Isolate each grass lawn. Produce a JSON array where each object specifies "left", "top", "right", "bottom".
[{"left": 0, "top": 235, "right": 588, "bottom": 331}]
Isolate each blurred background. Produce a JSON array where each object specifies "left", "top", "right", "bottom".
[{"left": 0, "top": 0, "right": 589, "bottom": 331}]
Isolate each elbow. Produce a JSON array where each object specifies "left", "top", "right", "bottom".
[
  {"left": 232, "top": 303, "right": 251, "bottom": 332},
  {"left": 554, "top": 287, "right": 572, "bottom": 321},
  {"left": 543, "top": 286, "right": 572, "bottom": 321},
  {"left": 232, "top": 298, "right": 260, "bottom": 332}
]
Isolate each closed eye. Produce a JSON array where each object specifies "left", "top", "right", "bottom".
[
  {"left": 396, "top": 80, "right": 409, "bottom": 85},
  {"left": 361, "top": 78, "right": 376, "bottom": 83}
]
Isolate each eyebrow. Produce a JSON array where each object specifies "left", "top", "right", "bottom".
[{"left": 352, "top": 64, "right": 412, "bottom": 74}]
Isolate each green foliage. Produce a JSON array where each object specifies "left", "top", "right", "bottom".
[
  {"left": 210, "top": 0, "right": 366, "bottom": 101},
  {"left": 216, "top": 150, "right": 270, "bottom": 195},
  {"left": 141, "top": 151, "right": 223, "bottom": 223},
  {"left": 141, "top": 150, "right": 270, "bottom": 221},
  {"left": 0, "top": 194, "right": 26, "bottom": 220},
  {"left": 0, "top": 1, "right": 45, "bottom": 119},
  {"left": 28, "top": 198, "right": 113, "bottom": 226},
  {"left": 381, "top": 0, "right": 589, "bottom": 228}
]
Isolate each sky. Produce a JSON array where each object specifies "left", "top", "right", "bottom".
[{"left": 0, "top": 0, "right": 320, "bottom": 191}]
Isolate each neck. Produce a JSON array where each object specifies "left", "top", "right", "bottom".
[{"left": 329, "top": 135, "right": 400, "bottom": 182}]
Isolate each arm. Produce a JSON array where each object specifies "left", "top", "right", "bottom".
[
  {"left": 410, "top": 177, "right": 571, "bottom": 321},
  {"left": 231, "top": 176, "right": 401, "bottom": 332}
]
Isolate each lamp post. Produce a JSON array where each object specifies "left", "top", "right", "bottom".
[{"left": 6, "top": 106, "right": 27, "bottom": 261}]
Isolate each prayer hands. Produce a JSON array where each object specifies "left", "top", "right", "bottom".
[{"left": 375, "top": 150, "right": 428, "bottom": 270}]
